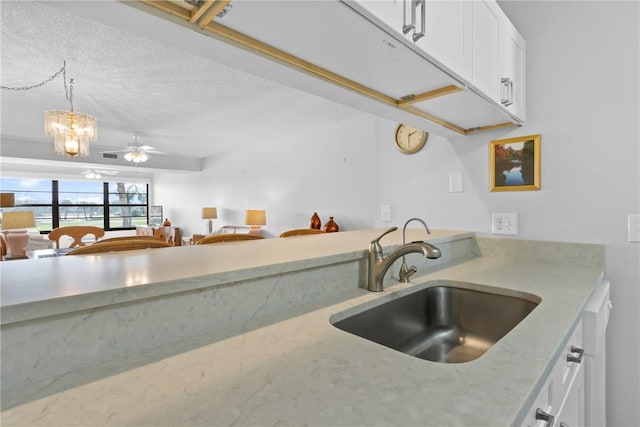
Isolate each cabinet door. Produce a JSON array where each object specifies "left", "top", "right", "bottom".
[
  {"left": 556, "top": 364, "right": 585, "bottom": 427},
  {"left": 472, "top": 0, "right": 500, "bottom": 102},
  {"left": 417, "top": 1, "right": 472, "bottom": 82},
  {"left": 499, "top": 17, "right": 526, "bottom": 120},
  {"left": 357, "top": 0, "right": 473, "bottom": 84},
  {"left": 351, "top": 0, "right": 407, "bottom": 41}
]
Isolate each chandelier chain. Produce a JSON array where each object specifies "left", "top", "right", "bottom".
[
  {"left": 1, "top": 61, "right": 74, "bottom": 109},
  {"left": 1, "top": 61, "right": 66, "bottom": 91}
]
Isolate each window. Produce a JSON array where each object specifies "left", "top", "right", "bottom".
[{"left": 0, "top": 178, "right": 149, "bottom": 232}]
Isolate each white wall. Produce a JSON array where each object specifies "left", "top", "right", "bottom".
[
  {"left": 376, "top": 2, "right": 639, "bottom": 425},
  {"left": 154, "top": 2, "right": 638, "bottom": 424},
  {"left": 153, "top": 115, "right": 378, "bottom": 237}
]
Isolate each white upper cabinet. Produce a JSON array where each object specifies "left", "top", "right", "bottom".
[
  {"left": 139, "top": 0, "right": 526, "bottom": 135},
  {"left": 471, "top": 0, "right": 501, "bottom": 101},
  {"left": 499, "top": 16, "right": 526, "bottom": 120},
  {"left": 351, "top": 1, "right": 473, "bottom": 83},
  {"left": 418, "top": 1, "right": 473, "bottom": 83},
  {"left": 472, "top": 0, "right": 526, "bottom": 121}
]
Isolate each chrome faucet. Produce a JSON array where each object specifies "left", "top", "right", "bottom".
[
  {"left": 367, "top": 226, "right": 442, "bottom": 292},
  {"left": 399, "top": 217, "right": 432, "bottom": 283}
]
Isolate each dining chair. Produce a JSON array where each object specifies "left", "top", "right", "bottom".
[
  {"left": 96, "top": 235, "right": 163, "bottom": 244},
  {"left": 48, "top": 225, "right": 106, "bottom": 249},
  {"left": 66, "top": 239, "right": 172, "bottom": 255},
  {"left": 153, "top": 226, "right": 176, "bottom": 245},
  {"left": 0, "top": 234, "right": 6, "bottom": 261},
  {"left": 195, "top": 234, "right": 264, "bottom": 245},
  {"left": 279, "top": 229, "right": 326, "bottom": 238}
]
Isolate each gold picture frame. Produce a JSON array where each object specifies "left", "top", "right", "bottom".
[{"left": 490, "top": 134, "right": 541, "bottom": 192}]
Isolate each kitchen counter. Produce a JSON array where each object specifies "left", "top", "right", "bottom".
[{"left": 0, "top": 231, "right": 604, "bottom": 426}]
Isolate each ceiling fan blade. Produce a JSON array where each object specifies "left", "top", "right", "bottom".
[
  {"left": 100, "top": 149, "right": 130, "bottom": 154},
  {"left": 95, "top": 169, "right": 118, "bottom": 175}
]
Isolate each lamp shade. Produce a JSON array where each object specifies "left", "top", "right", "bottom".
[
  {"left": 2, "top": 211, "right": 36, "bottom": 230},
  {"left": 0, "top": 193, "right": 15, "bottom": 208},
  {"left": 202, "top": 207, "right": 218, "bottom": 220},
  {"left": 245, "top": 209, "right": 266, "bottom": 226}
]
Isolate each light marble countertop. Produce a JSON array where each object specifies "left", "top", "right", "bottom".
[
  {"left": 1, "top": 229, "right": 472, "bottom": 324},
  {"left": 0, "top": 230, "right": 605, "bottom": 426}
]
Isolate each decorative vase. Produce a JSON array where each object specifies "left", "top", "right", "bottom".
[
  {"left": 323, "top": 216, "right": 339, "bottom": 233},
  {"left": 310, "top": 212, "right": 321, "bottom": 230},
  {"left": 162, "top": 218, "right": 171, "bottom": 226}
]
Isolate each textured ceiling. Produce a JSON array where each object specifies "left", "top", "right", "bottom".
[{"left": 0, "top": 1, "right": 366, "bottom": 165}]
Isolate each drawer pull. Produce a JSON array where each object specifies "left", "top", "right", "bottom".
[
  {"left": 566, "top": 345, "right": 585, "bottom": 363},
  {"left": 535, "top": 408, "right": 555, "bottom": 426}
]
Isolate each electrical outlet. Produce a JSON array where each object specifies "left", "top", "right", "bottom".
[
  {"left": 492, "top": 213, "right": 518, "bottom": 235},
  {"left": 381, "top": 204, "right": 391, "bottom": 222}
]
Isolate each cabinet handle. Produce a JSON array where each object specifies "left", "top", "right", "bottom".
[
  {"left": 412, "top": 0, "right": 426, "bottom": 42},
  {"left": 500, "top": 78, "right": 513, "bottom": 106},
  {"left": 508, "top": 79, "right": 514, "bottom": 106},
  {"left": 560, "top": 422, "right": 570, "bottom": 427},
  {"left": 567, "top": 345, "right": 585, "bottom": 363},
  {"left": 535, "top": 408, "right": 555, "bottom": 426},
  {"left": 402, "top": 0, "right": 415, "bottom": 35}
]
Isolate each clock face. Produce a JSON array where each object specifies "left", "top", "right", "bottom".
[{"left": 394, "top": 124, "right": 429, "bottom": 154}]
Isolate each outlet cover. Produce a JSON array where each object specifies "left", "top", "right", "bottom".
[{"left": 492, "top": 213, "right": 518, "bottom": 235}]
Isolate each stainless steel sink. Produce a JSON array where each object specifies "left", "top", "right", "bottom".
[{"left": 331, "top": 281, "right": 540, "bottom": 363}]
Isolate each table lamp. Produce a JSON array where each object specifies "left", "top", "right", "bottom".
[
  {"left": 2, "top": 210, "right": 36, "bottom": 258},
  {"left": 245, "top": 209, "right": 266, "bottom": 236},
  {"left": 202, "top": 207, "right": 218, "bottom": 234}
]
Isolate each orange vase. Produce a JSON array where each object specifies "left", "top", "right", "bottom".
[
  {"left": 310, "top": 212, "right": 321, "bottom": 229},
  {"left": 323, "top": 217, "right": 339, "bottom": 233}
]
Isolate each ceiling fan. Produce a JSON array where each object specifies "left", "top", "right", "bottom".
[
  {"left": 101, "top": 135, "right": 168, "bottom": 163},
  {"left": 81, "top": 168, "right": 118, "bottom": 179}
]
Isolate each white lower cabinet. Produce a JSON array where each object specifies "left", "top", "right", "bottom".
[{"left": 520, "top": 280, "right": 611, "bottom": 427}]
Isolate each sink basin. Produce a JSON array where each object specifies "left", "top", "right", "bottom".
[{"left": 331, "top": 281, "right": 540, "bottom": 363}]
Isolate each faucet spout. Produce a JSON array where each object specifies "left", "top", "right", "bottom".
[{"left": 367, "top": 239, "right": 441, "bottom": 292}]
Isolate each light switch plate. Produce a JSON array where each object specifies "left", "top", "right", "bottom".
[
  {"left": 449, "top": 172, "right": 464, "bottom": 193},
  {"left": 492, "top": 213, "right": 518, "bottom": 235},
  {"left": 381, "top": 204, "right": 391, "bottom": 222},
  {"left": 628, "top": 214, "right": 640, "bottom": 242}
]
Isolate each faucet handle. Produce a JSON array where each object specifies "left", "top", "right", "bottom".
[
  {"left": 370, "top": 227, "right": 398, "bottom": 245},
  {"left": 399, "top": 262, "right": 417, "bottom": 283}
]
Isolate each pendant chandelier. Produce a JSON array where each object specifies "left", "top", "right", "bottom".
[
  {"left": 44, "top": 63, "right": 97, "bottom": 157},
  {"left": 2, "top": 61, "right": 97, "bottom": 158}
]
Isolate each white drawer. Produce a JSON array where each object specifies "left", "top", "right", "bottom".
[{"left": 551, "top": 319, "right": 584, "bottom": 411}]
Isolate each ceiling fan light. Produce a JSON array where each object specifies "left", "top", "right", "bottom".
[
  {"left": 124, "top": 150, "right": 148, "bottom": 163},
  {"left": 84, "top": 171, "right": 101, "bottom": 179}
]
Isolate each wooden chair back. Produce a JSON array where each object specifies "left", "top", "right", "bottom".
[
  {"left": 0, "top": 234, "right": 6, "bottom": 261},
  {"left": 279, "top": 229, "right": 326, "bottom": 238},
  {"left": 48, "top": 226, "right": 106, "bottom": 249},
  {"left": 195, "top": 234, "right": 264, "bottom": 245},
  {"left": 66, "top": 239, "right": 172, "bottom": 255},
  {"left": 97, "top": 235, "right": 163, "bottom": 244},
  {"left": 153, "top": 226, "right": 175, "bottom": 245}
]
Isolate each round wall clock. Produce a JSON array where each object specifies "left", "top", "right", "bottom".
[{"left": 394, "top": 124, "right": 429, "bottom": 154}]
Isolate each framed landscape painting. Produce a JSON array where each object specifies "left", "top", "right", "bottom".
[{"left": 490, "top": 134, "right": 541, "bottom": 192}]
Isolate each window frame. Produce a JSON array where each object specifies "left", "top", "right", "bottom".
[{"left": 1, "top": 179, "right": 149, "bottom": 233}]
